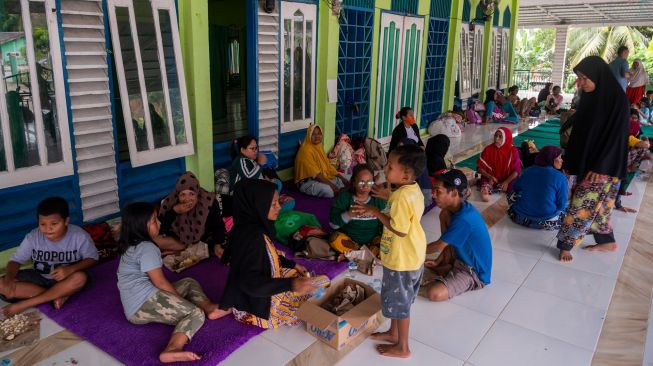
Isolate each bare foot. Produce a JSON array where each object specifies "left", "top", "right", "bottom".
[
  {"left": 207, "top": 307, "right": 231, "bottom": 320},
  {"left": 159, "top": 350, "right": 201, "bottom": 363},
  {"left": 583, "top": 243, "right": 618, "bottom": 252},
  {"left": 370, "top": 330, "right": 398, "bottom": 343},
  {"left": 623, "top": 192, "right": 633, "bottom": 196},
  {"left": 559, "top": 249, "right": 573, "bottom": 263},
  {"left": 480, "top": 189, "right": 491, "bottom": 202},
  {"left": 199, "top": 302, "right": 231, "bottom": 320},
  {"left": 376, "top": 343, "right": 411, "bottom": 358},
  {"left": 53, "top": 296, "right": 69, "bottom": 310},
  {"left": 616, "top": 206, "right": 637, "bottom": 213}
]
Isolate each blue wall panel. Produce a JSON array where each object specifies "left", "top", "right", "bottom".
[
  {"left": 421, "top": 2, "right": 451, "bottom": 127},
  {"left": 336, "top": 7, "right": 373, "bottom": 139},
  {"left": 462, "top": 0, "right": 471, "bottom": 22},
  {"left": 119, "top": 158, "right": 185, "bottom": 207},
  {"left": 391, "top": 0, "right": 418, "bottom": 14},
  {"left": 214, "top": 141, "right": 232, "bottom": 170},
  {"left": 279, "top": 129, "right": 306, "bottom": 170},
  {"left": 0, "top": 177, "right": 80, "bottom": 250}
]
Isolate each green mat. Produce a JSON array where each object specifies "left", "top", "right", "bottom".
[{"left": 456, "top": 119, "right": 563, "bottom": 170}]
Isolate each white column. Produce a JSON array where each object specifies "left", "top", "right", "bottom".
[{"left": 551, "top": 26, "right": 569, "bottom": 87}]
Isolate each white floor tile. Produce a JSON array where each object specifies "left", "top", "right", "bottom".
[
  {"left": 523, "top": 261, "right": 617, "bottom": 310},
  {"left": 336, "top": 337, "right": 463, "bottom": 366},
  {"left": 489, "top": 217, "right": 556, "bottom": 259},
  {"left": 468, "top": 320, "right": 593, "bottom": 366},
  {"left": 491, "top": 248, "right": 539, "bottom": 285},
  {"left": 500, "top": 287, "right": 606, "bottom": 351},
  {"left": 540, "top": 234, "right": 628, "bottom": 279},
  {"left": 261, "top": 323, "right": 317, "bottom": 354},
  {"left": 408, "top": 298, "right": 495, "bottom": 360},
  {"left": 36, "top": 341, "right": 122, "bottom": 366},
  {"left": 219, "top": 335, "right": 296, "bottom": 366},
  {"left": 450, "top": 279, "right": 519, "bottom": 317},
  {"left": 425, "top": 229, "right": 440, "bottom": 245}
]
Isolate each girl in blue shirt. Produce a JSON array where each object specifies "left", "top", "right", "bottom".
[
  {"left": 508, "top": 146, "right": 568, "bottom": 230},
  {"left": 117, "top": 202, "right": 230, "bottom": 363}
]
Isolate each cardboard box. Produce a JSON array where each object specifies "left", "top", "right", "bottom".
[{"left": 296, "top": 278, "right": 381, "bottom": 350}]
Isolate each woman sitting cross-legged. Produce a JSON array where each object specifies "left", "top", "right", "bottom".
[
  {"left": 508, "top": 146, "right": 568, "bottom": 230},
  {"left": 329, "top": 164, "right": 386, "bottom": 259},
  {"left": 484, "top": 89, "right": 519, "bottom": 124},
  {"left": 117, "top": 202, "right": 230, "bottom": 363},
  {"left": 219, "top": 179, "right": 329, "bottom": 329},
  {"left": 294, "top": 124, "right": 349, "bottom": 198},
  {"left": 157, "top": 172, "right": 228, "bottom": 258},
  {"left": 477, "top": 127, "right": 522, "bottom": 202}
]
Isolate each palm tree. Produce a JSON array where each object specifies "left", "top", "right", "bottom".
[{"left": 566, "top": 26, "right": 648, "bottom": 68}]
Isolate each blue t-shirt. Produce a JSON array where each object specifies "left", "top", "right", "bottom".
[
  {"left": 511, "top": 166, "right": 568, "bottom": 221},
  {"left": 501, "top": 103, "right": 520, "bottom": 123},
  {"left": 640, "top": 107, "right": 651, "bottom": 124},
  {"left": 117, "top": 241, "right": 162, "bottom": 319},
  {"left": 440, "top": 202, "right": 492, "bottom": 284},
  {"left": 609, "top": 58, "right": 629, "bottom": 91},
  {"left": 11, "top": 225, "right": 98, "bottom": 280}
]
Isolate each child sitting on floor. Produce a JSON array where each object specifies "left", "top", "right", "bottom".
[
  {"left": 353, "top": 144, "right": 427, "bottom": 358},
  {"left": 117, "top": 202, "right": 230, "bottom": 363},
  {"left": 424, "top": 170, "right": 492, "bottom": 301},
  {"left": 637, "top": 98, "right": 652, "bottom": 126},
  {"left": 0, "top": 197, "right": 98, "bottom": 317},
  {"left": 477, "top": 127, "right": 522, "bottom": 202},
  {"left": 545, "top": 85, "right": 564, "bottom": 115},
  {"left": 329, "top": 164, "right": 386, "bottom": 259}
]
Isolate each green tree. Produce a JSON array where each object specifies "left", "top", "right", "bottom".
[
  {"left": 514, "top": 28, "right": 555, "bottom": 71},
  {"left": 566, "top": 26, "right": 648, "bottom": 69}
]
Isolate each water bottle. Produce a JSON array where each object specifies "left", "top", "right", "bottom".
[
  {"left": 347, "top": 261, "right": 358, "bottom": 278},
  {"left": 313, "top": 286, "right": 325, "bottom": 298}
]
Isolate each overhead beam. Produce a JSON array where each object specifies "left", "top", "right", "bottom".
[
  {"left": 535, "top": 5, "right": 563, "bottom": 22},
  {"left": 518, "top": 19, "right": 653, "bottom": 28}
]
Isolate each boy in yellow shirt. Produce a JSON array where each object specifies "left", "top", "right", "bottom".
[{"left": 353, "top": 144, "right": 426, "bottom": 358}]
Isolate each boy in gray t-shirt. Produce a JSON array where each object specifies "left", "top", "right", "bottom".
[{"left": 0, "top": 197, "right": 98, "bottom": 317}]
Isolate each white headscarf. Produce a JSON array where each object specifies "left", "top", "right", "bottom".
[{"left": 629, "top": 59, "right": 649, "bottom": 87}]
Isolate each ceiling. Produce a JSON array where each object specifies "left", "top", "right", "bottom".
[{"left": 518, "top": 1, "right": 653, "bottom": 28}]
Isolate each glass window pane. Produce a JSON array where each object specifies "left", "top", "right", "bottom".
[
  {"left": 1, "top": 0, "right": 40, "bottom": 168},
  {"left": 305, "top": 20, "right": 312, "bottom": 120},
  {"left": 158, "top": 9, "right": 186, "bottom": 145},
  {"left": 293, "top": 11, "right": 304, "bottom": 121},
  {"left": 283, "top": 19, "right": 291, "bottom": 122},
  {"left": 116, "top": 6, "right": 148, "bottom": 152},
  {"left": 134, "top": 0, "right": 170, "bottom": 149},
  {"left": 29, "top": 1, "right": 63, "bottom": 164}
]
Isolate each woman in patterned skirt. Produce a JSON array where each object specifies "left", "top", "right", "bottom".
[
  {"left": 556, "top": 56, "right": 630, "bottom": 262},
  {"left": 219, "top": 179, "right": 329, "bottom": 328}
]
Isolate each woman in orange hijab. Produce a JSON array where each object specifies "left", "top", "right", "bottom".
[{"left": 294, "top": 124, "right": 349, "bottom": 198}]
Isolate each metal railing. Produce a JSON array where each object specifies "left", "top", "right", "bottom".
[{"left": 513, "top": 69, "right": 552, "bottom": 91}]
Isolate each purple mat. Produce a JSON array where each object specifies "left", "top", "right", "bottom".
[
  {"left": 38, "top": 250, "right": 346, "bottom": 366},
  {"left": 282, "top": 183, "right": 334, "bottom": 229}
]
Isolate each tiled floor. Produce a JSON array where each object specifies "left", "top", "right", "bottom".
[{"left": 6, "top": 120, "right": 651, "bottom": 366}]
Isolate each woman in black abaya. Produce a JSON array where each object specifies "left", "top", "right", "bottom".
[{"left": 556, "top": 56, "right": 629, "bottom": 262}]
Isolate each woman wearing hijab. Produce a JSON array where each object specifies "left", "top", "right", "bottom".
[
  {"left": 426, "top": 134, "right": 451, "bottom": 176},
  {"left": 219, "top": 179, "right": 329, "bottom": 329},
  {"left": 484, "top": 90, "right": 519, "bottom": 124},
  {"left": 556, "top": 56, "right": 629, "bottom": 263},
  {"left": 294, "top": 124, "right": 349, "bottom": 198},
  {"left": 157, "top": 172, "right": 228, "bottom": 257},
  {"left": 388, "top": 106, "right": 424, "bottom": 153},
  {"left": 508, "top": 146, "right": 568, "bottom": 230},
  {"left": 477, "top": 127, "right": 522, "bottom": 202},
  {"left": 626, "top": 59, "right": 649, "bottom": 105}
]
